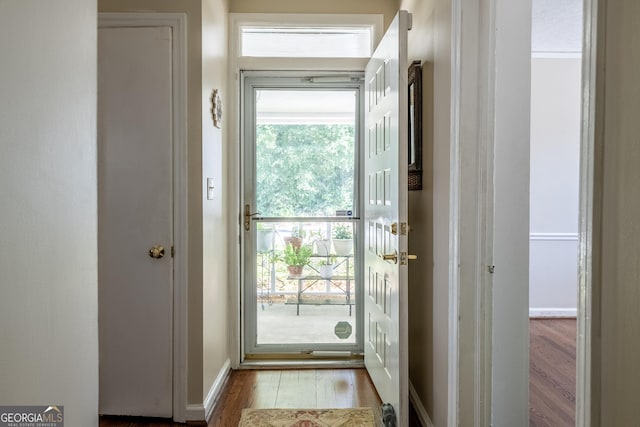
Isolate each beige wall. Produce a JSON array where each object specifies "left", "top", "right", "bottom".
[
  {"left": 99, "top": 0, "right": 230, "bottom": 406},
  {"left": 593, "top": 0, "right": 640, "bottom": 424},
  {"left": 399, "top": 0, "right": 451, "bottom": 424},
  {"left": 229, "top": 0, "right": 399, "bottom": 30},
  {"left": 202, "top": 0, "right": 231, "bottom": 398},
  {"left": 0, "top": 1, "right": 99, "bottom": 425}
]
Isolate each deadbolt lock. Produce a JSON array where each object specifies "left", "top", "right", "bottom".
[
  {"left": 391, "top": 222, "right": 410, "bottom": 235},
  {"left": 148, "top": 245, "right": 165, "bottom": 259}
]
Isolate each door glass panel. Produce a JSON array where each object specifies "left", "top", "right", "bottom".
[
  {"left": 255, "top": 220, "right": 357, "bottom": 345},
  {"left": 246, "top": 83, "right": 362, "bottom": 354},
  {"left": 255, "top": 90, "right": 356, "bottom": 217}
]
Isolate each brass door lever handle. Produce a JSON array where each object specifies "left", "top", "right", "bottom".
[
  {"left": 244, "top": 204, "right": 261, "bottom": 231},
  {"left": 382, "top": 251, "right": 417, "bottom": 265},
  {"left": 382, "top": 252, "right": 398, "bottom": 264}
]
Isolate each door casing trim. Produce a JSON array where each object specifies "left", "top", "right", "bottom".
[
  {"left": 452, "top": 0, "right": 596, "bottom": 425},
  {"left": 98, "top": 12, "right": 189, "bottom": 423},
  {"left": 228, "top": 13, "right": 383, "bottom": 369}
]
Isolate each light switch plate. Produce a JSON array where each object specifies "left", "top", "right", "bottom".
[{"left": 207, "top": 178, "right": 214, "bottom": 200}]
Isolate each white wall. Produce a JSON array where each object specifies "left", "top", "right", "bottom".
[
  {"left": 529, "top": 58, "right": 581, "bottom": 316},
  {"left": 398, "top": 0, "right": 451, "bottom": 425},
  {"left": 529, "top": 0, "right": 582, "bottom": 316},
  {"left": 202, "top": 0, "right": 231, "bottom": 413},
  {"left": 0, "top": 1, "right": 99, "bottom": 426}
]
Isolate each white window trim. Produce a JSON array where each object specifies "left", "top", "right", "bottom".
[{"left": 230, "top": 13, "right": 383, "bottom": 61}]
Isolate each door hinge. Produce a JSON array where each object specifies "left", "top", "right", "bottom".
[
  {"left": 171, "top": 246, "right": 175, "bottom": 258},
  {"left": 488, "top": 265, "right": 495, "bottom": 274}
]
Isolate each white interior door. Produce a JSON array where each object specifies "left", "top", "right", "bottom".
[
  {"left": 98, "top": 26, "right": 173, "bottom": 417},
  {"left": 364, "top": 11, "right": 410, "bottom": 426}
]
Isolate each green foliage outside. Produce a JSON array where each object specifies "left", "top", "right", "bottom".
[{"left": 256, "top": 124, "right": 355, "bottom": 217}]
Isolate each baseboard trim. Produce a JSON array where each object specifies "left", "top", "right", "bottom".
[
  {"left": 185, "top": 404, "right": 205, "bottom": 422},
  {"left": 409, "top": 381, "right": 434, "bottom": 427},
  {"left": 184, "top": 358, "right": 231, "bottom": 422},
  {"left": 204, "top": 358, "right": 232, "bottom": 421},
  {"left": 529, "top": 308, "right": 577, "bottom": 318}
]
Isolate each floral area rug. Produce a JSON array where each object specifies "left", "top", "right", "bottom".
[{"left": 238, "top": 407, "right": 376, "bottom": 427}]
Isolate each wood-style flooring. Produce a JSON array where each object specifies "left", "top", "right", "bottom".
[
  {"left": 100, "top": 369, "right": 385, "bottom": 427},
  {"left": 101, "top": 320, "right": 576, "bottom": 427},
  {"left": 529, "top": 318, "right": 576, "bottom": 427}
]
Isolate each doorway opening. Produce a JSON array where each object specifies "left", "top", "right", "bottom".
[
  {"left": 242, "top": 76, "right": 365, "bottom": 357},
  {"left": 528, "top": 0, "right": 583, "bottom": 425}
]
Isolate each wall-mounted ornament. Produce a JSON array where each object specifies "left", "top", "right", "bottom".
[
  {"left": 408, "top": 60, "right": 423, "bottom": 191},
  {"left": 210, "top": 89, "right": 222, "bottom": 128}
]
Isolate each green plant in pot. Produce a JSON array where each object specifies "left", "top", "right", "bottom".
[
  {"left": 332, "top": 223, "right": 353, "bottom": 256},
  {"left": 280, "top": 243, "right": 312, "bottom": 277}
]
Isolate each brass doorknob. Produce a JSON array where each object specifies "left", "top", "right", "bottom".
[
  {"left": 382, "top": 252, "right": 398, "bottom": 264},
  {"left": 148, "top": 245, "right": 165, "bottom": 259},
  {"left": 382, "top": 252, "right": 417, "bottom": 265}
]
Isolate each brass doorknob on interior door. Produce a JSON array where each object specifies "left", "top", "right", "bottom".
[{"left": 148, "top": 245, "right": 165, "bottom": 259}]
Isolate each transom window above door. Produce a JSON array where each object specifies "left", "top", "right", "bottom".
[
  {"left": 241, "top": 27, "right": 373, "bottom": 57},
  {"left": 231, "top": 13, "right": 383, "bottom": 60}
]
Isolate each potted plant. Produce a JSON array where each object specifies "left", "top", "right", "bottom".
[
  {"left": 318, "top": 256, "right": 337, "bottom": 279},
  {"left": 280, "top": 243, "right": 312, "bottom": 277},
  {"left": 332, "top": 224, "right": 353, "bottom": 256},
  {"left": 310, "top": 229, "right": 332, "bottom": 256},
  {"left": 256, "top": 223, "right": 274, "bottom": 252},
  {"left": 283, "top": 225, "right": 304, "bottom": 250}
]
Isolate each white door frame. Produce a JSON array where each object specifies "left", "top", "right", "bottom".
[
  {"left": 227, "top": 13, "right": 382, "bottom": 368},
  {"left": 451, "top": 0, "right": 598, "bottom": 425},
  {"left": 98, "top": 13, "right": 189, "bottom": 423},
  {"left": 576, "top": 0, "right": 600, "bottom": 424}
]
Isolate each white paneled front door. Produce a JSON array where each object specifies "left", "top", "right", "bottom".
[{"left": 363, "top": 11, "right": 410, "bottom": 426}]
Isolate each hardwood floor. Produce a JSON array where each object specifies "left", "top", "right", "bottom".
[
  {"left": 209, "top": 369, "right": 383, "bottom": 426},
  {"left": 101, "top": 320, "right": 577, "bottom": 427},
  {"left": 529, "top": 318, "right": 576, "bottom": 427},
  {"left": 100, "top": 368, "right": 383, "bottom": 427}
]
